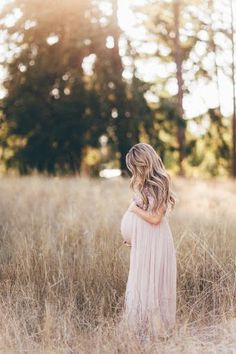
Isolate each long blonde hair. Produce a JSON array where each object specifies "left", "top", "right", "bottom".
[{"left": 125, "top": 143, "right": 176, "bottom": 212}]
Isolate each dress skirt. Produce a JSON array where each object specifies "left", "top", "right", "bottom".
[{"left": 120, "top": 209, "right": 176, "bottom": 338}]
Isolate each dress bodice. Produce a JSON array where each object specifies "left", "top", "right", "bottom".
[
  {"left": 133, "top": 187, "right": 167, "bottom": 215},
  {"left": 133, "top": 187, "right": 154, "bottom": 210}
]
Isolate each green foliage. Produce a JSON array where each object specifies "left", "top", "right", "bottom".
[
  {"left": 186, "top": 108, "right": 231, "bottom": 176},
  {"left": 1, "top": 0, "right": 153, "bottom": 174},
  {"left": 0, "top": 0, "right": 233, "bottom": 176}
]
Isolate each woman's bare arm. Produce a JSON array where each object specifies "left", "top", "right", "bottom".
[{"left": 128, "top": 201, "right": 165, "bottom": 225}]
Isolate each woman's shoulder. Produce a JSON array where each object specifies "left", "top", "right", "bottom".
[
  {"left": 133, "top": 191, "right": 142, "bottom": 205},
  {"left": 132, "top": 189, "right": 146, "bottom": 209},
  {"left": 144, "top": 186, "right": 168, "bottom": 214},
  {"left": 132, "top": 187, "right": 152, "bottom": 210}
]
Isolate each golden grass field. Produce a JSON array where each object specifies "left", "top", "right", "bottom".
[{"left": 0, "top": 176, "right": 235, "bottom": 353}]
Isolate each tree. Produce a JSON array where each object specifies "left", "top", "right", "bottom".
[
  {"left": 204, "top": 0, "right": 236, "bottom": 176},
  {"left": 91, "top": 0, "right": 154, "bottom": 173},
  {"left": 1, "top": 0, "right": 154, "bottom": 174},
  {"left": 173, "top": 0, "right": 185, "bottom": 175},
  {"left": 1, "top": 0, "right": 108, "bottom": 173},
  {"left": 132, "top": 0, "right": 223, "bottom": 175},
  {"left": 229, "top": 0, "right": 236, "bottom": 177}
]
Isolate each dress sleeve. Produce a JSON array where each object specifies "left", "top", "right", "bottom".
[
  {"left": 147, "top": 192, "right": 166, "bottom": 215},
  {"left": 134, "top": 190, "right": 166, "bottom": 215},
  {"left": 133, "top": 193, "right": 143, "bottom": 208}
]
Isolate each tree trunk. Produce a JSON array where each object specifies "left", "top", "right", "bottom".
[
  {"left": 173, "top": 0, "right": 185, "bottom": 176},
  {"left": 230, "top": 0, "right": 236, "bottom": 177},
  {"left": 111, "top": 0, "right": 133, "bottom": 175},
  {"left": 209, "top": 0, "right": 221, "bottom": 111}
]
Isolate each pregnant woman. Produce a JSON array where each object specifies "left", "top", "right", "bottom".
[{"left": 120, "top": 143, "right": 177, "bottom": 339}]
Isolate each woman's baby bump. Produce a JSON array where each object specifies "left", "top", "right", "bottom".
[{"left": 120, "top": 209, "right": 137, "bottom": 245}]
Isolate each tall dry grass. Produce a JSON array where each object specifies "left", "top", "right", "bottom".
[{"left": 0, "top": 176, "right": 235, "bottom": 353}]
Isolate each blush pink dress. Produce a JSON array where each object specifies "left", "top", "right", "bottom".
[{"left": 120, "top": 187, "right": 176, "bottom": 338}]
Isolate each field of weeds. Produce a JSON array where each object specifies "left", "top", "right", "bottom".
[{"left": 0, "top": 176, "right": 235, "bottom": 353}]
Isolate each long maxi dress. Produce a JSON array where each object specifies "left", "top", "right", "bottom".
[{"left": 120, "top": 187, "right": 176, "bottom": 338}]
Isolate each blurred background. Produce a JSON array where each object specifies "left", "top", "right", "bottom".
[
  {"left": 0, "top": 3, "right": 235, "bottom": 350},
  {"left": 0, "top": 0, "right": 235, "bottom": 178}
]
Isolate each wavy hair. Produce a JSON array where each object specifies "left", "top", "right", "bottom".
[{"left": 125, "top": 143, "right": 177, "bottom": 212}]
